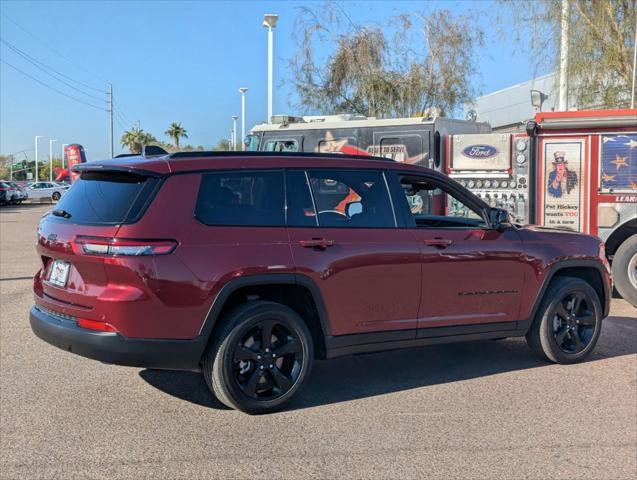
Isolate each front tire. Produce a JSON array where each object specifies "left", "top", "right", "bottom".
[
  {"left": 51, "top": 192, "right": 61, "bottom": 201},
  {"left": 202, "top": 301, "right": 314, "bottom": 414},
  {"left": 526, "top": 276, "right": 602, "bottom": 364},
  {"left": 612, "top": 235, "right": 637, "bottom": 307}
]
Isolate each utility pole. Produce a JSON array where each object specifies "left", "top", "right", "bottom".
[
  {"left": 558, "top": 0, "right": 569, "bottom": 111},
  {"left": 108, "top": 84, "right": 114, "bottom": 158}
]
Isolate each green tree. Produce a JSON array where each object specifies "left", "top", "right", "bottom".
[
  {"left": 290, "top": 2, "right": 484, "bottom": 117},
  {"left": 501, "top": 0, "right": 637, "bottom": 108},
  {"left": 120, "top": 127, "right": 158, "bottom": 154},
  {"left": 164, "top": 122, "right": 188, "bottom": 150},
  {"left": 212, "top": 138, "right": 232, "bottom": 151}
]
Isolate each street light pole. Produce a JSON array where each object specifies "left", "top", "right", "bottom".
[
  {"left": 34, "top": 135, "right": 43, "bottom": 181},
  {"left": 49, "top": 139, "right": 57, "bottom": 181},
  {"left": 263, "top": 14, "right": 279, "bottom": 123},
  {"left": 108, "top": 84, "right": 114, "bottom": 158},
  {"left": 232, "top": 115, "right": 238, "bottom": 151},
  {"left": 61, "top": 144, "right": 68, "bottom": 170},
  {"left": 238, "top": 88, "right": 248, "bottom": 151}
]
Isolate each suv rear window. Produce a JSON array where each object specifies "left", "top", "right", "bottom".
[
  {"left": 52, "top": 171, "right": 158, "bottom": 224},
  {"left": 195, "top": 171, "right": 285, "bottom": 226}
]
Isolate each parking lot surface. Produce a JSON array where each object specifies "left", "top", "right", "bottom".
[{"left": 1, "top": 204, "right": 636, "bottom": 479}]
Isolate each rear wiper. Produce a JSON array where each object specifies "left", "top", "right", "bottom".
[{"left": 51, "top": 209, "right": 72, "bottom": 219}]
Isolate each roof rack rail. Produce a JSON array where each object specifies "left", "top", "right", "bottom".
[{"left": 168, "top": 150, "right": 394, "bottom": 162}]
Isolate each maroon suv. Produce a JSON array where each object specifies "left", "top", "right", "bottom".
[{"left": 30, "top": 152, "right": 611, "bottom": 413}]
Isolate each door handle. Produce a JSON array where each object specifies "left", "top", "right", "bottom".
[
  {"left": 299, "top": 238, "right": 334, "bottom": 249},
  {"left": 423, "top": 238, "right": 452, "bottom": 248}
]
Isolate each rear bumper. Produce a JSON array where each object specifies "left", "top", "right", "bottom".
[{"left": 29, "top": 305, "right": 206, "bottom": 371}]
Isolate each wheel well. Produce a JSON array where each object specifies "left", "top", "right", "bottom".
[
  {"left": 551, "top": 267, "right": 604, "bottom": 307},
  {"left": 605, "top": 219, "right": 637, "bottom": 257},
  {"left": 212, "top": 284, "right": 327, "bottom": 359}
]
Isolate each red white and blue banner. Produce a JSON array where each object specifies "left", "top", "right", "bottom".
[{"left": 600, "top": 134, "right": 637, "bottom": 192}]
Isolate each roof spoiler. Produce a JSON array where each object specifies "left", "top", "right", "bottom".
[{"left": 114, "top": 145, "right": 169, "bottom": 159}]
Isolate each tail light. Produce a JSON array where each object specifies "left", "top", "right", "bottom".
[
  {"left": 77, "top": 318, "right": 118, "bottom": 332},
  {"left": 73, "top": 236, "right": 177, "bottom": 256}
]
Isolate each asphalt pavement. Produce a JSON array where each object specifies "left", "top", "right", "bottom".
[{"left": 1, "top": 204, "right": 636, "bottom": 479}]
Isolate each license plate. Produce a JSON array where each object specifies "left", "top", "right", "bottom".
[{"left": 48, "top": 260, "right": 70, "bottom": 287}]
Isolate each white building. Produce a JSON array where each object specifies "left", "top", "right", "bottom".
[{"left": 465, "top": 72, "right": 579, "bottom": 132}]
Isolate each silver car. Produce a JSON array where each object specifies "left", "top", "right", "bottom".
[{"left": 26, "top": 182, "right": 69, "bottom": 202}]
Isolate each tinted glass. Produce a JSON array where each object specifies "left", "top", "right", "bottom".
[
  {"left": 53, "top": 171, "right": 158, "bottom": 224},
  {"left": 398, "top": 175, "right": 486, "bottom": 228},
  {"left": 196, "top": 171, "right": 285, "bottom": 226},
  {"left": 263, "top": 139, "right": 298, "bottom": 152},
  {"left": 286, "top": 170, "right": 317, "bottom": 227},
  {"left": 307, "top": 170, "right": 395, "bottom": 228}
]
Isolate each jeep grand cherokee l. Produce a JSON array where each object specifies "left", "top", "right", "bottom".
[{"left": 30, "top": 152, "right": 611, "bottom": 414}]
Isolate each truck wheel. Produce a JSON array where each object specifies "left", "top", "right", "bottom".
[
  {"left": 612, "top": 234, "right": 637, "bottom": 307},
  {"left": 202, "top": 301, "right": 314, "bottom": 414},
  {"left": 526, "top": 276, "right": 602, "bottom": 364}
]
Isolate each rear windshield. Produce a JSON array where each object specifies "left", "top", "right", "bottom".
[{"left": 52, "top": 171, "right": 159, "bottom": 224}]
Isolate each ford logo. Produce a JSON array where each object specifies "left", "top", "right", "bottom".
[{"left": 462, "top": 144, "right": 498, "bottom": 159}]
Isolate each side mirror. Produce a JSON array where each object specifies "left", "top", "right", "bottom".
[
  {"left": 345, "top": 201, "right": 363, "bottom": 217},
  {"left": 489, "top": 207, "right": 512, "bottom": 231}
]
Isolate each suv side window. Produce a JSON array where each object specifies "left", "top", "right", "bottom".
[
  {"left": 397, "top": 174, "right": 487, "bottom": 229},
  {"left": 286, "top": 170, "right": 318, "bottom": 227},
  {"left": 306, "top": 170, "right": 395, "bottom": 228},
  {"left": 195, "top": 170, "right": 285, "bottom": 226}
]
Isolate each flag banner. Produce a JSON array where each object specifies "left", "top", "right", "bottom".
[{"left": 600, "top": 134, "right": 637, "bottom": 192}]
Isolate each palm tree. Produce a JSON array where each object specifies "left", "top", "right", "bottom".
[
  {"left": 120, "top": 127, "right": 157, "bottom": 154},
  {"left": 165, "top": 122, "right": 188, "bottom": 150}
]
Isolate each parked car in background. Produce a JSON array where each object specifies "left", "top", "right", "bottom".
[
  {"left": 0, "top": 181, "right": 15, "bottom": 205},
  {"left": 7, "top": 182, "right": 28, "bottom": 204},
  {"left": 26, "top": 182, "right": 69, "bottom": 202}
]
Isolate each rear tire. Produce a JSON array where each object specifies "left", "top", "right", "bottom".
[
  {"left": 202, "top": 301, "right": 314, "bottom": 414},
  {"left": 612, "top": 235, "right": 637, "bottom": 307},
  {"left": 51, "top": 192, "right": 61, "bottom": 201},
  {"left": 526, "top": 276, "right": 602, "bottom": 364}
]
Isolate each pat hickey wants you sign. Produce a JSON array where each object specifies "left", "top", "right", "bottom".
[{"left": 539, "top": 138, "right": 588, "bottom": 232}]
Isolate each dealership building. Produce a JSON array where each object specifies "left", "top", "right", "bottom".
[{"left": 465, "top": 72, "right": 583, "bottom": 132}]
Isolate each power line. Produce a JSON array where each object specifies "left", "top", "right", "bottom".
[
  {"left": 1, "top": 58, "right": 108, "bottom": 111},
  {"left": 113, "top": 107, "right": 131, "bottom": 129},
  {"left": 113, "top": 101, "right": 135, "bottom": 126},
  {"left": 1, "top": 38, "right": 107, "bottom": 102},
  {"left": 0, "top": 12, "right": 107, "bottom": 85}
]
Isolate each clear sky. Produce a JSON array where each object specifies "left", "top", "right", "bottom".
[{"left": 0, "top": 0, "right": 545, "bottom": 160}]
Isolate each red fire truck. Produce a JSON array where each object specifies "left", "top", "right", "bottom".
[{"left": 449, "top": 109, "right": 637, "bottom": 306}]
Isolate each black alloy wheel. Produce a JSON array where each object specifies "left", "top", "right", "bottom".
[
  {"left": 203, "top": 301, "right": 313, "bottom": 414},
  {"left": 232, "top": 319, "right": 304, "bottom": 400},
  {"left": 526, "top": 276, "right": 602, "bottom": 364},
  {"left": 550, "top": 291, "right": 596, "bottom": 354}
]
